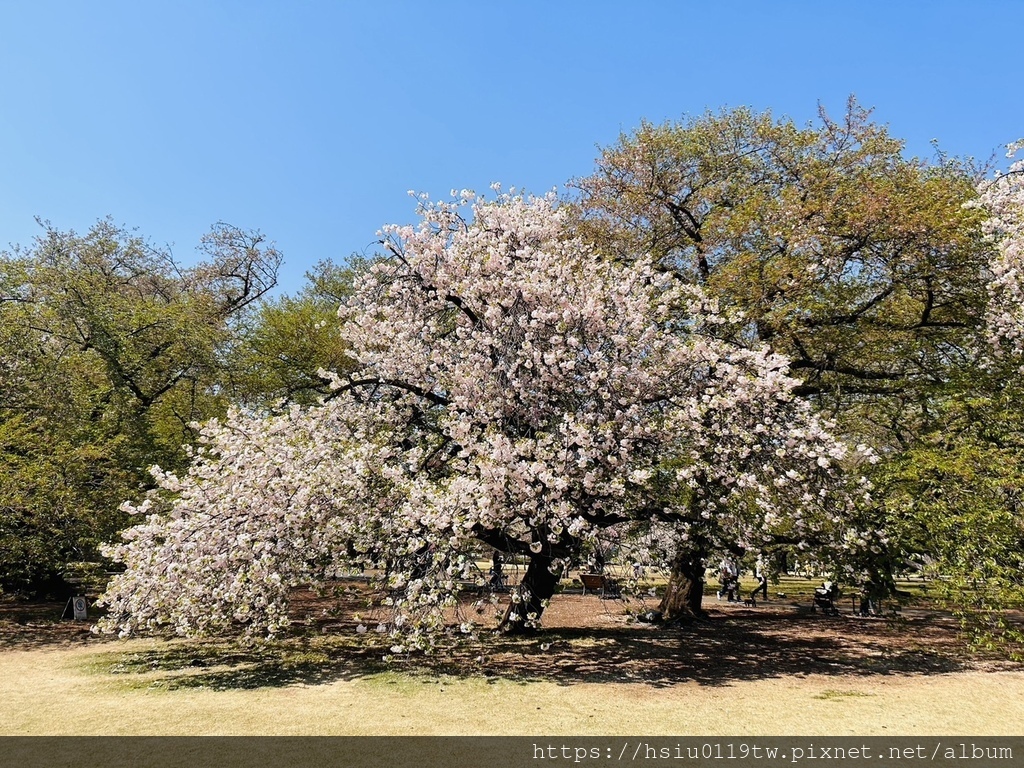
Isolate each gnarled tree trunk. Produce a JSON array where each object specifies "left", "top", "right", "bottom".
[
  {"left": 498, "top": 553, "right": 561, "bottom": 634},
  {"left": 658, "top": 547, "right": 707, "bottom": 622}
]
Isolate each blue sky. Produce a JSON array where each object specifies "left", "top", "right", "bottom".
[{"left": 2, "top": 1, "right": 1021, "bottom": 296}]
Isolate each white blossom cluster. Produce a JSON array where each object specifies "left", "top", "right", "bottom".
[
  {"left": 99, "top": 192, "right": 872, "bottom": 646},
  {"left": 979, "top": 141, "right": 1024, "bottom": 360}
]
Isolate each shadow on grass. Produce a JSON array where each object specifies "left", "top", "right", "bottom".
[
  {"left": 79, "top": 607, "right": 978, "bottom": 692},
  {"left": 462, "top": 611, "right": 967, "bottom": 689},
  {"left": 94, "top": 636, "right": 387, "bottom": 691}
]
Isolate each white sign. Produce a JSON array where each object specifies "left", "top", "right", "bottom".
[{"left": 72, "top": 596, "right": 88, "bottom": 621}]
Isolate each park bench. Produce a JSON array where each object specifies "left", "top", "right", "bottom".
[{"left": 579, "top": 572, "right": 620, "bottom": 598}]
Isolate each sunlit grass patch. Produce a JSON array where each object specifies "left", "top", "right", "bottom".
[
  {"left": 84, "top": 634, "right": 382, "bottom": 691},
  {"left": 813, "top": 689, "right": 876, "bottom": 701}
]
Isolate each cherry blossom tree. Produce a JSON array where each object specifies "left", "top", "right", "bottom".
[{"left": 99, "top": 191, "right": 871, "bottom": 646}]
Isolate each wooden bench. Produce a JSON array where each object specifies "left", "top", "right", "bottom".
[{"left": 580, "top": 573, "right": 620, "bottom": 598}]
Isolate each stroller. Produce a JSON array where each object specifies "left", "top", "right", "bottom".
[{"left": 812, "top": 581, "right": 841, "bottom": 616}]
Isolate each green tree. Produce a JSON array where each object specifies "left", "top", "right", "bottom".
[
  {"left": 0, "top": 219, "right": 281, "bottom": 594},
  {"left": 226, "top": 259, "right": 362, "bottom": 408},
  {"left": 874, "top": 367, "right": 1024, "bottom": 656},
  {"left": 574, "top": 99, "right": 988, "bottom": 444},
  {"left": 572, "top": 100, "right": 994, "bottom": 618}
]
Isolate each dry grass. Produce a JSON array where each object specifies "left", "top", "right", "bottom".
[{"left": 2, "top": 583, "right": 1023, "bottom": 736}]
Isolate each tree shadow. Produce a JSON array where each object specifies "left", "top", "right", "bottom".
[
  {"left": 5, "top": 592, "right": 1015, "bottom": 692},
  {"left": 450, "top": 609, "right": 970, "bottom": 688},
  {"left": 86, "top": 607, "right": 980, "bottom": 692},
  {"left": 95, "top": 637, "right": 386, "bottom": 691}
]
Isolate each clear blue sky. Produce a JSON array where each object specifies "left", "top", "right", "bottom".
[{"left": 2, "top": 1, "right": 1021, "bottom": 296}]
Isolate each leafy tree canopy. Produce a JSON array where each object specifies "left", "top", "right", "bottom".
[
  {"left": 573, "top": 99, "right": 990, "bottom": 448},
  {"left": 0, "top": 219, "right": 281, "bottom": 594}
]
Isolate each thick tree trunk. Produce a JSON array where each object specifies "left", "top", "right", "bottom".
[
  {"left": 658, "top": 547, "right": 707, "bottom": 622},
  {"left": 497, "top": 553, "right": 561, "bottom": 634}
]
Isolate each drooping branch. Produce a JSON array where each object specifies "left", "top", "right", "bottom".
[{"left": 328, "top": 377, "right": 450, "bottom": 407}]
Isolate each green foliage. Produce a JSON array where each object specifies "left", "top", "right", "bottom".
[
  {"left": 573, "top": 100, "right": 1024, "bottom": 653},
  {"left": 227, "top": 259, "right": 362, "bottom": 408},
  {"left": 574, "top": 98, "right": 990, "bottom": 448},
  {"left": 0, "top": 416, "right": 135, "bottom": 591},
  {"left": 0, "top": 219, "right": 281, "bottom": 594},
  {"left": 874, "top": 369, "right": 1024, "bottom": 656}
]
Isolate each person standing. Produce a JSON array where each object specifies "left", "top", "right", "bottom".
[
  {"left": 752, "top": 556, "right": 769, "bottom": 601},
  {"left": 489, "top": 550, "right": 505, "bottom": 591},
  {"left": 718, "top": 557, "right": 739, "bottom": 601}
]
